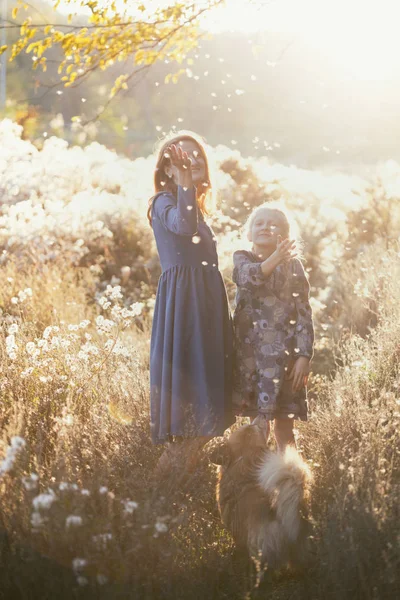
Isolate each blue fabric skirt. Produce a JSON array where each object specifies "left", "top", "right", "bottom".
[{"left": 150, "top": 265, "right": 233, "bottom": 444}]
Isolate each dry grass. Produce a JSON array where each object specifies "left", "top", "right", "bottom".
[{"left": 0, "top": 127, "right": 399, "bottom": 598}]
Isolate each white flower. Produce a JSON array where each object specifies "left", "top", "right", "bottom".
[
  {"left": 130, "top": 302, "right": 144, "bottom": 317},
  {"left": 31, "top": 511, "right": 46, "bottom": 528},
  {"left": 11, "top": 436, "right": 26, "bottom": 450},
  {"left": 66, "top": 515, "right": 83, "bottom": 528},
  {"left": 99, "top": 486, "right": 108, "bottom": 494},
  {"left": 72, "top": 558, "right": 87, "bottom": 572},
  {"left": 59, "top": 481, "right": 78, "bottom": 492},
  {"left": 7, "top": 323, "right": 18, "bottom": 334},
  {"left": 5, "top": 334, "right": 18, "bottom": 358},
  {"left": 0, "top": 436, "right": 26, "bottom": 476},
  {"left": 154, "top": 520, "right": 168, "bottom": 534},
  {"left": 43, "top": 326, "right": 53, "bottom": 339},
  {"left": 122, "top": 499, "right": 138, "bottom": 515},
  {"left": 6, "top": 334, "right": 16, "bottom": 346},
  {"left": 32, "top": 489, "right": 57, "bottom": 511},
  {"left": 25, "top": 342, "right": 36, "bottom": 355},
  {"left": 81, "top": 489, "right": 90, "bottom": 496},
  {"left": 22, "top": 473, "right": 39, "bottom": 491}
]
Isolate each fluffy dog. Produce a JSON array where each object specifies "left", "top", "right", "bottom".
[{"left": 209, "top": 421, "right": 313, "bottom": 571}]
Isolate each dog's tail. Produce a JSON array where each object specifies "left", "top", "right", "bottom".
[{"left": 257, "top": 447, "right": 312, "bottom": 542}]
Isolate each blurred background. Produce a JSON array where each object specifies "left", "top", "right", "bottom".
[{"left": 2, "top": 0, "right": 400, "bottom": 167}]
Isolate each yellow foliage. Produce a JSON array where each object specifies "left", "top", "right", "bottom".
[{"left": 8, "top": 0, "right": 223, "bottom": 99}]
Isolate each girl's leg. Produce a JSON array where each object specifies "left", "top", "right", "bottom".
[{"left": 274, "top": 418, "right": 296, "bottom": 453}]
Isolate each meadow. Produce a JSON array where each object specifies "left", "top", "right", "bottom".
[{"left": 0, "top": 118, "right": 399, "bottom": 599}]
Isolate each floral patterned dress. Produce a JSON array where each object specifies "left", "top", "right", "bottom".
[{"left": 232, "top": 250, "right": 314, "bottom": 421}]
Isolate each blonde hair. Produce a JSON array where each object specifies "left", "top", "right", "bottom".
[
  {"left": 245, "top": 202, "right": 304, "bottom": 258},
  {"left": 147, "top": 130, "right": 215, "bottom": 225}
]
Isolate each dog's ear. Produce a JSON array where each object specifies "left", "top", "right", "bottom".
[{"left": 207, "top": 440, "right": 231, "bottom": 465}]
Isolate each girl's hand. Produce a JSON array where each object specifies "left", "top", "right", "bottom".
[
  {"left": 273, "top": 235, "right": 296, "bottom": 264},
  {"left": 166, "top": 144, "right": 193, "bottom": 188},
  {"left": 287, "top": 356, "right": 310, "bottom": 392}
]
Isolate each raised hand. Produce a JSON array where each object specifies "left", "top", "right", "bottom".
[
  {"left": 274, "top": 235, "right": 296, "bottom": 264},
  {"left": 165, "top": 144, "right": 193, "bottom": 189}
]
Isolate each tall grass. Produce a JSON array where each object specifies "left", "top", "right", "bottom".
[{"left": 0, "top": 120, "right": 399, "bottom": 598}]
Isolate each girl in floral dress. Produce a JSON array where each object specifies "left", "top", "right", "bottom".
[{"left": 232, "top": 204, "right": 314, "bottom": 452}]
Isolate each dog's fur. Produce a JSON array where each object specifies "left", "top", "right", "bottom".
[{"left": 209, "top": 422, "right": 313, "bottom": 571}]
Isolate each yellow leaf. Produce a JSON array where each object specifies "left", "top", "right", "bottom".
[
  {"left": 0, "top": 46, "right": 7, "bottom": 56},
  {"left": 12, "top": 7, "right": 18, "bottom": 19}
]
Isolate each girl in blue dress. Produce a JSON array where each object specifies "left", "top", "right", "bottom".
[{"left": 148, "top": 132, "right": 233, "bottom": 459}]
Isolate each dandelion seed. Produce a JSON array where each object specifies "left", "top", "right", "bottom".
[
  {"left": 99, "top": 486, "right": 108, "bottom": 494},
  {"left": 202, "top": 261, "right": 208, "bottom": 266},
  {"left": 192, "top": 236, "right": 201, "bottom": 244},
  {"left": 289, "top": 320, "right": 296, "bottom": 325},
  {"left": 294, "top": 348, "right": 300, "bottom": 353},
  {"left": 292, "top": 292, "right": 299, "bottom": 297},
  {"left": 186, "top": 205, "right": 193, "bottom": 210}
]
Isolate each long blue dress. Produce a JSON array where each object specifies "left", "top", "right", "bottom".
[{"left": 150, "top": 185, "right": 233, "bottom": 444}]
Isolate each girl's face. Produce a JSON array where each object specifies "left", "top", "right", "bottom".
[
  {"left": 164, "top": 139, "right": 207, "bottom": 186},
  {"left": 248, "top": 209, "right": 287, "bottom": 248}
]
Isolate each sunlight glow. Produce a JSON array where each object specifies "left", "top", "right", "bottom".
[
  {"left": 50, "top": 0, "right": 400, "bottom": 82},
  {"left": 204, "top": 0, "right": 400, "bottom": 80}
]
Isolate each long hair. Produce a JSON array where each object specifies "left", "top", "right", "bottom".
[{"left": 147, "top": 130, "right": 214, "bottom": 225}]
